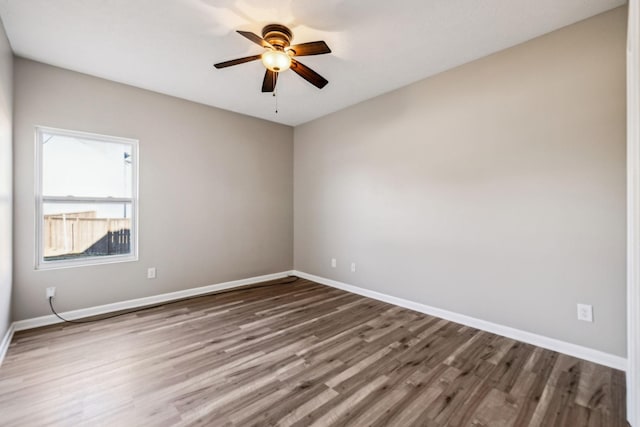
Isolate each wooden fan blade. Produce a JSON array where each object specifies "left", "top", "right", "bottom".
[
  {"left": 237, "top": 30, "right": 273, "bottom": 49},
  {"left": 214, "top": 54, "right": 262, "bottom": 69},
  {"left": 290, "top": 59, "right": 328, "bottom": 89},
  {"left": 262, "top": 70, "right": 278, "bottom": 92},
  {"left": 288, "top": 41, "right": 331, "bottom": 56}
]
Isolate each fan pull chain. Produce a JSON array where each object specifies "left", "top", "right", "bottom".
[{"left": 273, "top": 86, "right": 279, "bottom": 114}]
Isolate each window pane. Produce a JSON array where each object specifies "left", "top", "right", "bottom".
[
  {"left": 43, "top": 203, "right": 132, "bottom": 261},
  {"left": 42, "top": 133, "right": 133, "bottom": 198}
]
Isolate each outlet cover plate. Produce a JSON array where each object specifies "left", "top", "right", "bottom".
[{"left": 577, "top": 303, "right": 593, "bottom": 322}]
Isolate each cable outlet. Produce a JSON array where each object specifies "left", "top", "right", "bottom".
[
  {"left": 351, "top": 262, "right": 356, "bottom": 273},
  {"left": 46, "top": 287, "right": 56, "bottom": 300},
  {"left": 577, "top": 303, "right": 593, "bottom": 322},
  {"left": 331, "top": 258, "right": 337, "bottom": 268},
  {"left": 147, "top": 267, "right": 157, "bottom": 279}
]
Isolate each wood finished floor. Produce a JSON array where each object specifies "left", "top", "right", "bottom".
[{"left": 0, "top": 278, "right": 627, "bottom": 426}]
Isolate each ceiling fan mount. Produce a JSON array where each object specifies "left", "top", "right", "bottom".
[
  {"left": 214, "top": 24, "right": 331, "bottom": 93},
  {"left": 261, "top": 24, "right": 292, "bottom": 50}
]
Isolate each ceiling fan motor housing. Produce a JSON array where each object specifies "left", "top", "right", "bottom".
[{"left": 262, "top": 24, "right": 292, "bottom": 50}]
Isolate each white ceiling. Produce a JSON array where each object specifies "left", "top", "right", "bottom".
[{"left": 0, "top": 0, "right": 626, "bottom": 126}]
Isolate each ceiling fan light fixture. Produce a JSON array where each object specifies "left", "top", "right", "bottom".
[
  {"left": 214, "top": 24, "right": 330, "bottom": 92},
  {"left": 261, "top": 50, "right": 291, "bottom": 72}
]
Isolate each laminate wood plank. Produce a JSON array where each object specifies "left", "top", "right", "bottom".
[
  {"left": 277, "top": 386, "right": 340, "bottom": 427},
  {"left": 370, "top": 364, "right": 450, "bottom": 427},
  {"left": 445, "top": 381, "right": 496, "bottom": 426},
  {"left": 0, "top": 278, "right": 626, "bottom": 426},
  {"left": 469, "top": 388, "right": 519, "bottom": 427},
  {"left": 297, "top": 375, "right": 389, "bottom": 427},
  {"left": 426, "top": 366, "right": 484, "bottom": 423},
  {"left": 237, "top": 382, "right": 329, "bottom": 426}
]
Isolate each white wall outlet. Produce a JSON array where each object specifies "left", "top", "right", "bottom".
[
  {"left": 147, "top": 267, "right": 157, "bottom": 279},
  {"left": 331, "top": 258, "right": 337, "bottom": 268},
  {"left": 577, "top": 303, "right": 593, "bottom": 322},
  {"left": 46, "top": 287, "right": 56, "bottom": 299},
  {"left": 351, "top": 262, "right": 356, "bottom": 273}
]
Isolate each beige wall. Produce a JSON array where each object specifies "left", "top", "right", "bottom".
[
  {"left": 13, "top": 58, "right": 293, "bottom": 320},
  {"left": 0, "top": 18, "right": 12, "bottom": 340},
  {"left": 294, "top": 8, "right": 627, "bottom": 356}
]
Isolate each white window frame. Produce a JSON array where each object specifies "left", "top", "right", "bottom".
[{"left": 35, "top": 126, "right": 139, "bottom": 270}]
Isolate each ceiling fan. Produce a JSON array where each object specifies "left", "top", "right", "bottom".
[{"left": 214, "top": 24, "right": 331, "bottom": 92}]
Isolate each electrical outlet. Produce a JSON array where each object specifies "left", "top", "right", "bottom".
[
  {"left": 46, "top": 287, "right": 56, "bottom": 299},
  {"left": 351, "top": 262, "right": 356, "bottom": 273},
  {"left": 331, "top": 258, "right": 337, "bottom": 268},
  {"left": 577, "top": 303, "right": 593, "bottom": 322},
  {"left": 147, "top": 267, "right": 157, "bottom": 279}
]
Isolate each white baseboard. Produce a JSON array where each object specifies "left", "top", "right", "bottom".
[
  {"left": 4, "top": 270, "right": 627, "bottom": 373},
  {"left": 12, "top": 271, "right": 293, "bottom": 332},
  {"left": 293, "top": 270, "right": 627, "bottom": 371},
  {"left": 0, "top": 323, "right": 15, "bottom": 367}
]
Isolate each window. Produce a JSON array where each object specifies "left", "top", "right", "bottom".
[{"left": 35, "top": 127, "right": 138, "bottom": 269}]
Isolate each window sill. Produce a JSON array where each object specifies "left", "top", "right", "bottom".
[{"left": 35, "top": 254, "right": 138, "bottom": 271}]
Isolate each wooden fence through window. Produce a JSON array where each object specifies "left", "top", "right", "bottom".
[{"left": 44, "top": 211, "right": 130, "bottom": 258}]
